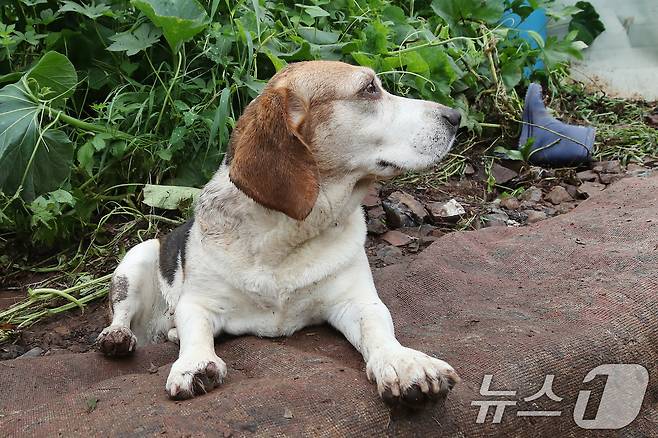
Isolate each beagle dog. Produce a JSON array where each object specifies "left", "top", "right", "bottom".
[{"left": 97, "top": 60, "right": 462, "bottom": 405}]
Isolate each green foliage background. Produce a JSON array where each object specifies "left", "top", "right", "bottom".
[{"left": 0, "top": 0, "right": 598, "bottom": 249}]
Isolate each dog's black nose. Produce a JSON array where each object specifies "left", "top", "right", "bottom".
[{"left": 442, "top": 109, "right": 461, "bottom": 128}]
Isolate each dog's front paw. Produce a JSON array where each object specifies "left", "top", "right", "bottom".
[
  {"left": 96, "top": 325, "right": 137, "bottom": 357},
  {"left": 366, "top": 346, "right": 459, "bottom": 407},
  {"left": 165, "top": 355, "right": 227, "bottom": 400}
]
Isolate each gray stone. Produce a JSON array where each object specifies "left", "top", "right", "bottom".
[
  {"left": 491, "top": 163, "right": 518, "bottom": 185},
  {"left": 578, "top": 181, "right": 605, "bottom": 198},
  {"left": 376, "top": 245, "right": 404, "bottom": 265},
  {"left": 481, "top": 212, "right": 509, "bottom": 228},
  {"left": 19, "top": 346, "right": 43, "bottom": 358},
  {"left": 366, "top": 206, "right": 387, "bottom": 235},
  {"left": 525, "top": 210, "right": 547, "bottom": 224},
  {"left": 428, "top": 199, "right": 465, "bottom": 222},
  {"left": 382, "top": 191, "right": 428, "bottom": 228},
  {"left": 576, "top": 170, "right": 600, "bottom": 183},
  {"left": 599, "top": 173, "right": 622, "bottom": 185},
  {"left": 519, "top": 186, "right": 543, "bottom": 203}
]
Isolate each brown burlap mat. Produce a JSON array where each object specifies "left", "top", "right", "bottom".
[{"left": 1, "top": 175, "right": 656, "bottom": 437}]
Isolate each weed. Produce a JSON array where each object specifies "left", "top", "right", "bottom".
[{"left": 0, "top": 0, "right": 605, "bottom": 329}]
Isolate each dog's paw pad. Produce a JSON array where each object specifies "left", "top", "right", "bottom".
[
  {"left": 96, "top": 326, "right": 137, "bottom": 357},
  {"left": 166, "top": 357, "right": 227, "bottom": 400}
]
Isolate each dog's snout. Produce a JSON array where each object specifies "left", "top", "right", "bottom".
[{"left": 442, "top": 109, "right": 461, "bottom": 128}]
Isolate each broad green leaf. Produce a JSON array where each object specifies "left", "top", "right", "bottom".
[
  {"left": 58, "top": 1, "right": 111, "bottom": 19},
  {"left": 297, "top": 27, "right": 339, "bottom": 45},
  {"left": 0, "top": 83, "right": 73, "bottom": 200},
  {"left": 26, "top": 51, "right": 77, "bottom": 103},
  {"left": 295, "top": 4, "right": 330, "bottom": 18},
  {"left": 500, "top": 59, "right": 523, "bottom": 88},
  {"left": 569, "top": 1, "right": 605, "bottom": 45},
  {"left": 431, "top": 0, "right": 504, "bottom": 30},
  {"left": 0, "top": 53, "right": 78, "bottom": 200},
  {"left": 142, "top": 184, "right": 201, "bottom": 210},
  {"left": 107, "top": 23, "right": 163, "bottom": 56},
  {"left": 132, "top": 0, "right": 210, "bottom": 52}
]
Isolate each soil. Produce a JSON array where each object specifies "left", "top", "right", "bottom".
[{"left": 1, "top": 158, "right": 655, "bottom": 361}]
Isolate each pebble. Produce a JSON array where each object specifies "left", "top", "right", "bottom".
[
  {"left": 19, "top": 346, "right": 44, "bottom": 358},
  {"left": 525, "top": 210, "right": 547, "bottom": 223},
  {"left": 519, "top": 186, "right": 543, "bottom": 203},
  {"left": 382, "top": 230, "right": 414, "bottom": 247},
  {"left": 546, "top": 186, "right": 573, "bottom": 205}
]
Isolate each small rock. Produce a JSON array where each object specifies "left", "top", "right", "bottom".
[
  {"left": 481, "top": 213, "right": 508, "bottom": 228},
  {"left": 283, "top": 408, "right": 293, "bottom": 419},
  {"left": 19, "top": 346, "right": 43, "bottom": 358},
  {"left": 491, "top": 163, "right": 518, "bottom": 185},
  {"left": 646, "top": 111, "right": 658, "bottom": 127},
  {"left": 576, "top": 170, "right": 600, "bottom": 183},
  {"left": 555, "top": 202, "right": 577, "bottom": 214},
  {"left": 427, "top": 199, "right": 465, "bottom": 222},
  {"left": 578, "top": 181, "right": 605, "bottom": 198},
  {"left": 563, "top": 184, "right": 580, "bottom": 199},
  {"left": 464, "top": 163, "right": 476, "bottom": 176},
  {"left": 544, "top": 207, "right": 557, "bottom": 216},
  {"left": 600, "top": 160, "right": 622, "bottom": 174},
  {"left": 0, "top": 344, "right": 26, "bottom": 360},
  {"left": 362, "top": 184, "right": 381, "bottom": 208},
  {"left": 525, "top": 210, "right": 547, "bottom": 224},
  {"left": 545, "top": 186, "right": 573, "bottom": 205},
  {"left": 626, "top": 163, "right": 647, "bottom": 173},
  {"left": 382, "top": 230, "right": 414, "bottom": 247},
  {"left": 382, "top": 191, "right": 428, "bottom": 228},
  {"left": 519, "top": 186, "right": 543, "bottom": 203},
  {"left": 365, "top": 206, "right": 387, "bottom": 235},
  {"left": 500, "top": 197, "right": 520, "bottom": 210},
  {"left": 375, "top": 245, "right": 403, "bottom": 265},
  {"left": 53, "top": 325, "right": 71, "bottom": 336},
  {"left": 598, "top": 173, "right": 621, "bottom": 185}
]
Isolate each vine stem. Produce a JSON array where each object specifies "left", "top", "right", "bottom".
[{"left": 56, "top": 111, "right": 132, "bottom": 139}]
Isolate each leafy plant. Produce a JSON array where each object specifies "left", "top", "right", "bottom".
[{"left": 0, "top": 0, "right": 604, "bottom": 278}]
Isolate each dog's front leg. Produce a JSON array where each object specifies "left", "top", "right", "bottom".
[
  {"left": 326, "top": 261, "right": 459, "bottom": 406},
  {"left": 165, "top": 295, "right": 227, "bottom": 400}
]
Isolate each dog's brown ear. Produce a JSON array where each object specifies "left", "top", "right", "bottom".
[{"left": 228, "top": 86, "right": 319, "bottom": 221}]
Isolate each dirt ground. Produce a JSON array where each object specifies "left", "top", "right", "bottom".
[{"left": 1, "top": 157, "right": 655, "bottom": 361}]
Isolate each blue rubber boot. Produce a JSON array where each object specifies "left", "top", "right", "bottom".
[{"left": 520, "top": 83, "right": 596, "bottom": 166}]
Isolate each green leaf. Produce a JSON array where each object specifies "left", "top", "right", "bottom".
[
  {"left": 494, "top": 146, "right": 524, "bottom": 161},
  {"left": 77, "top": 141, "right": 95, "bottom": 176},
  {"left": 142, "top": 184, "right": 201, "bottom": 210},
  {"left": 0, "top": 53, "right": 77, "bottom": 201},
  {"left": 295, "top": 4, "right": 330, "bottom": 18},
  {"left": 209, "top": 87, "right": 230, "bottom": 149},
  {"left": 26, "top": 51, "right": 77, "bottom": 103},
  {"left": 132, "top": 0, "right": 210, "bottom": 52},
  {"left": 297, "top": 27, "right": 339, "bottom": 45},
  {"left": 569, "top": 1, "right": 605, "bottom": 45},
  {"left": 431, "top": 0, "right": 505, "bottom": 29},
  {"left": 107, "top": 23, "right": 163, "bottom": 56},
  {"left": 0, "top": 83, "right": 73, "bottom": 200},
  {"left": 500, "top": 59, "right": 523, "bottom": 88},
  {"left": 59, "top": 1, "right": 110, "bottom": 19}
]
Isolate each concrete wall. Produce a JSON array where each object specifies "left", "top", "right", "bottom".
[{"left": 554, "top": 0, "right": 658, "bottom": 99}]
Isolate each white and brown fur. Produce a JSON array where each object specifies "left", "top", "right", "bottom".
[{"left": 97, "top": 61, "right": 462, "bottom": 405}]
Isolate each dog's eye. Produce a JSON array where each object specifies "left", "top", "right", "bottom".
[{"left": 364, "top": 80, "right": 378, "bottom": 94}]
